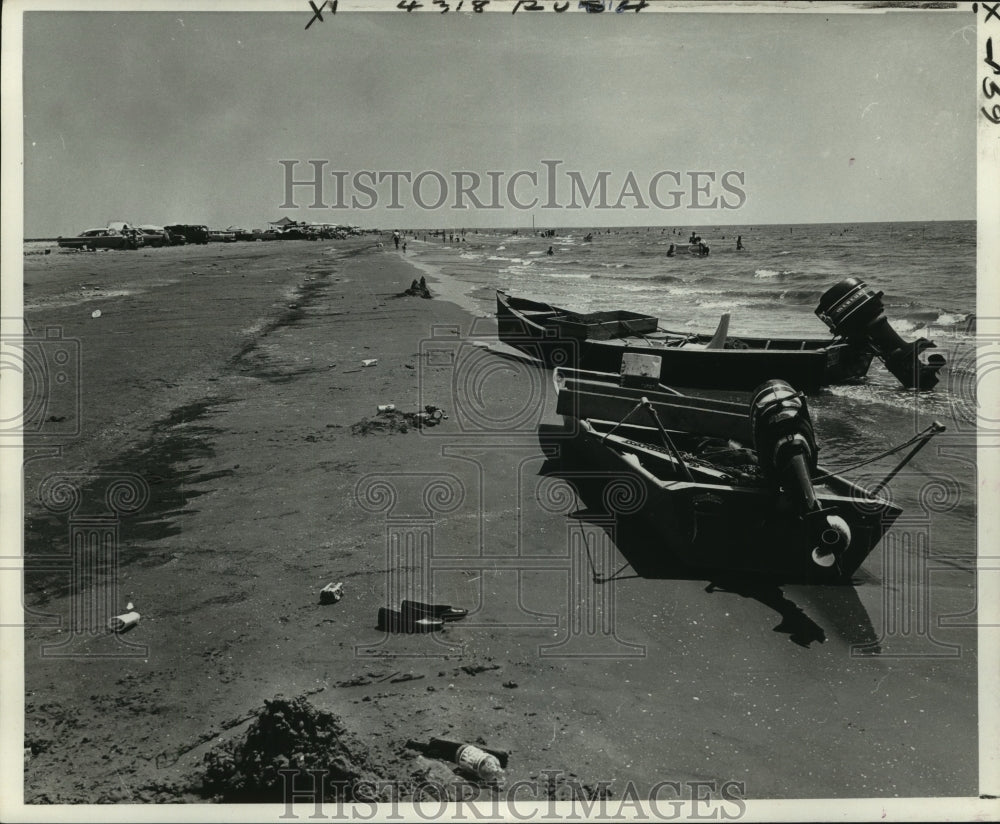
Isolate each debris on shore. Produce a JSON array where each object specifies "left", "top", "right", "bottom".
[
  {"left": 351, "top": 406, "right": 446, "bottom": 435},
  {"left": 200, "top": 696, "right": 385, "bottom": 802}
]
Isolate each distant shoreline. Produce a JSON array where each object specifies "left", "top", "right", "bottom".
[{"left": 23, "top": 218, "right": 976, "bottom": 243}]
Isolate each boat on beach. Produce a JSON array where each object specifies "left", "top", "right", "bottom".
[
  {"left": 497, "top": 278, "right": 945, "bottom": 390},
  {"left": 497, "top": 290, "right": 873, "bottom": 391},
  {"left": 549, "top": 366, "right": 944, "bottom": 582}
]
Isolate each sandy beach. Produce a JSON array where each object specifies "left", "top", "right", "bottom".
[{"left": 20, "top": 238, "right": 977, "bottom": 806}]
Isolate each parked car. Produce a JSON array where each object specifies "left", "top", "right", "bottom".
[
  {"left": 137, "top": 226, "right": 171, "bottom": 247},
  {"left": 57, "top": 228, "right": 135, "bottom": 250},
  {"left": 164, "top": 224, "right": 210, "bottom": 244}
]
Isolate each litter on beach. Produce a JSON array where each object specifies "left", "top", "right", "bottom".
[
  {"left": 361, "top": 359, "right": 378, "bottom": 367},
  {"left": 319, "top": 582, "right": 344, "bottom": 604},
  {"left": 108, "top": 611, "right": 140, "bottom": 632},
  {"left": 351, "top": 405, "right": 448, "bottom": 435}
]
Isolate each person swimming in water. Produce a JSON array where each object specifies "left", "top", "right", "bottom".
[
  {"left": 546, "top": 246, "right": 554, "bottom": 255},
  {"left": 736, "top": 235, "right": 744, "bottom": 250}
]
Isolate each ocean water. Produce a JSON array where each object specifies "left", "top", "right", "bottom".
[
  {"left": 408, "top": 221, "right": 979, "bottom": 577},
  {"left": 407, "top": 221, "right": 975, "bottom": 403}
]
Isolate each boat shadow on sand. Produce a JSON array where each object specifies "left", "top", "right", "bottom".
[{"left": 537, "top": 432, "right": 880, "bottom": 651}]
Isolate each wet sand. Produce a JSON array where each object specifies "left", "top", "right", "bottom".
[{"left": 19, "top": 239, "right": 977, "bottom": 805}]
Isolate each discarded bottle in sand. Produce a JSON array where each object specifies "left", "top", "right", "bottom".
[
  {"left": 108, "top": 611, "right": 140, "bottom": 632},
  {"left": 377, "top": 404, "right": 395, "bottom": 413},
  {"left": 320, "top": 582, "right": 344, "bottom": 604},
  {"left": 455, "top": 744, "right": 506, "bottom": 788}
]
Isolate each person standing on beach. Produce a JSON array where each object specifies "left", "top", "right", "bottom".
[{"left": 393, "top": 230, "right": 400, "bottom": 249}]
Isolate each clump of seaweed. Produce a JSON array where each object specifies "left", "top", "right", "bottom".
[{"left": 200, "top": 696, "right": 384, "bottom": 803}]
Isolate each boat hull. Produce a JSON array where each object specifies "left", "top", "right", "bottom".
[
  {"left": 497, "top": 291, "right": 873, "bottom": 390},
  {"left": 557, "top": 421, "right": 900, "bottom": 583}
]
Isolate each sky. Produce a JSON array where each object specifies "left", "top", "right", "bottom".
[{"left": 21, "top": 5, "right": 977, "bottom": 234}]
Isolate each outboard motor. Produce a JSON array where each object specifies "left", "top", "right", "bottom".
[
  {"left": 750, "top": 380, "right": 851, "bottom": 568},
  {"left": 815, "top": 277, "right": 946, "bottom": 390}
]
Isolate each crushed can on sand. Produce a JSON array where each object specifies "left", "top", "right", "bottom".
[{"left": 320, "top": 582, "right": 345, "bottom": 604}]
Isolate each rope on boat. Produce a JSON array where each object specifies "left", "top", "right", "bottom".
[
  {"left": 599, "top": 398, "right": 646, "bottom": 443},
  {"left": 599, "top": 397, "right": 695, "bottom": 483},
  {"left": 810, "top": 422, "right": 945, "bottom": 484}
]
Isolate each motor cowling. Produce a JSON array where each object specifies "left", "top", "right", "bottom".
[
  {"left": 815, "top": 277, "right": 946, "bottom": 390},
  {"left": 750, "top": 380, "right": 818, "bottom": 484},
  {"left": 750, "top": 379, "right": 851, "bottom": 567}
]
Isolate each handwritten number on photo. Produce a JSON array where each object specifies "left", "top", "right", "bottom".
[{"left": 984, "top": 39, "right": 1000, "bottom": 122}]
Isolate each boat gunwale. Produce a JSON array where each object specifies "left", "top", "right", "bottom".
[
  {"left": 497, "top": 289, "right": 845, "bottom": 352},
  {"left": 581, "top": 418, "right": 901, "bottom": 516}
]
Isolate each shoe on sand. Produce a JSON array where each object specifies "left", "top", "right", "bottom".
[
  {"left": 377, "top": 607, "right": 444, "bottom": 633},
  {"left": 400, "top": 600, "right": 469, "bottom": 622}
]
